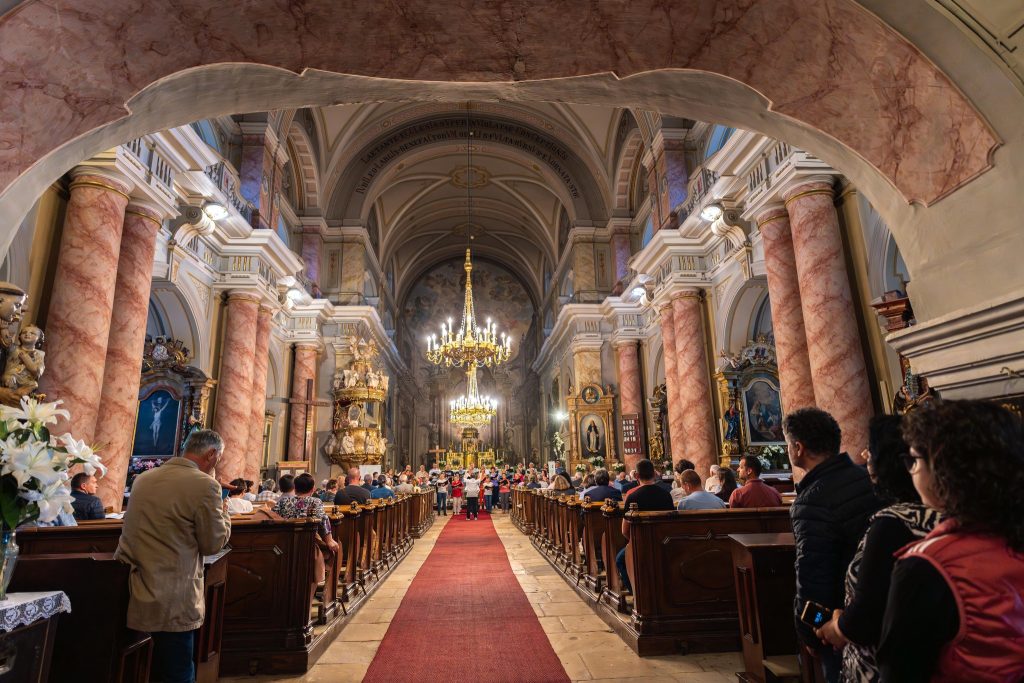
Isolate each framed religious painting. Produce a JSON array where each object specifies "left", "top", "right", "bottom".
[
  {"left": 741, "top": 378, "right": 785, "bottom": 445},
  {"left": 578, "top": 413, "right": 607, "bottom": 460},
  {"left": 132, "top": 387, "right": 183, "bottom": 457}
]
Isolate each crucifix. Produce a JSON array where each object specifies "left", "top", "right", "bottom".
[{"left": 427, "top": 444, "right": 446, "bottom": 468}]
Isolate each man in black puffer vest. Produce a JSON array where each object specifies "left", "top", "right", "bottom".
[{"left": 784, "top": 408, "right": 880, "bottom": 683}]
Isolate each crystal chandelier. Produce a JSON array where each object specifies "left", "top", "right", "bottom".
[
  {"left": 449, "top": 365, "right": 497, "bottom": 427},
  {"left": 424, "top": 111, "right": 512, "bottom": 369},
  {"left": 425, "top": 248, "right": 511, "bottom": 367}
]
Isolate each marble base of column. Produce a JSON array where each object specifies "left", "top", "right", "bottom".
[
  {"left": 756, "top": 205, "right": 816, "bottom": 413},
  {"left": 213, "top": 293, "right": 260, "bottom": 481},
  {"left": 39, "top": 171, "right": 132, "bottom": 442},
  {"left": 287, "top": 344, "right": 319, "bottom": 461},
  {"left": 94, "top": 203, "right": 164, "bottom": 511},
  {"left": 785, "top": 181, "right": 872, "bottom": 455},
  {"left": 671, "top": 291, "right": 717, "bottom": 474},
  {"left": 245, "top": 306, "right": 274, "bottom": 483},
  {"left": 658, "top": 305, "right": 684, "bottom": 465}
]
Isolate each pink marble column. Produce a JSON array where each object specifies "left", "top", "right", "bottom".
[
  {"left": 611, "top": 231, "right": 632, "bottom": 285},
  {"left": 245, "top": 305, "right": 274, "bottom": 483},
  {"left": 756, "top": 205, "right": 817, "bottom": 413},
  {"left": 213, "top": 292, "right": 259, "bottom": 481},
  {"left": 657, "top": 304, "right": 684, "bottom": 464},
  {"left": 614, "top": 340, "right": 644, "bottom": 470},
  {"left": 671, "top": 291, "right": 718, "bottom": 474},
  {"left": 93, "top": 203, "right": 164, "bottom": 510},
  {"left": 287, "top": 344, "right": 319, "bottom": 460},
  {"left": 301, "top": 231, "right": 322, "bottom": 295},
  {"left": 784, "top": 181, "right": 872, "bottom": 456},
  {"left": 39, "top": 170, "right": 132, "bottom": 442}
]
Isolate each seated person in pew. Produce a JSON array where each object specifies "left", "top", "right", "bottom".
[
  {"left": 729, "top": 455, "right": 784, "bottom": 508},
  {"left": 335, "top": 468, "right": 371, "bottom": 506},
  {"left": 256, "top": 478, "right": 280, "bottom": 503},
  {"left": 274, "top": 473, "right": 341, "bottom": 586},
  {"left": 225, "top": 478, "right": 254, "bottom": 515},
  {"left": 581, "top": 468, "right": 622, "bottom": 504},
  {"left": 676, "top": 470, "right": 726, "bottom": 511},
  {"left": 70, "top": 471, "right": 105, "bottom": 520},
  {"left": 616, "top": 458, "right": 675, "bottom": 593},
  {"left": 115, "top": 429, "right": 232, "bottom": 683}
]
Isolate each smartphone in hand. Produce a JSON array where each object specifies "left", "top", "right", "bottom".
[{"left": 800, "top": 600, "right": 833, "bottom": 629}]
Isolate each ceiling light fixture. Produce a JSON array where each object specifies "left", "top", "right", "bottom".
[
  {"left": 202, "top": 201, "right": 229, "bottom": 221},
  {"left": 700, "top": 202, "right": 724, "bottom": 222}
]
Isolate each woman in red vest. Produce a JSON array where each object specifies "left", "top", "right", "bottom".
[{"left": 876, "top": 400, "right": 1024, "bottom": 682}]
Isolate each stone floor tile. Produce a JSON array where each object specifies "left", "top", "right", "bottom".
[
  {"left": 334, "top": 622, "right": 390, "bottom": 641},
  {"left": 537, "top": 615, "right": 567, "bottom": 633},
  {"left": 558, "top": 614, "right": 613, "bottom": 633},
  {"left": 317, "top": 639, "right": 381, "bottom": 664}
]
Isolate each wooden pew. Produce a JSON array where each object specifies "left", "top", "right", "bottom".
[
  {"left": 9, "top": 552, "right": 153, "bottom": 683},
  {"left": 729, "top": 532, "right": 800, "bottom": 683},
  {"left": 623, "top": 507, "right": 793, "bottom": 655}
]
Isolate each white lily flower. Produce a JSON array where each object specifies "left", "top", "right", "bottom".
[
  {"left": 2, "top": 440, "right": 62, "bottom": 488},
  {"left": 20, "top": 481, "right": 74, "bottom": 524},
  {"left": 58, "top": 434, "right": 106, "bottom": 477},
  {"left": 1, "top": 397, "right": 69, "bottom": 427}
]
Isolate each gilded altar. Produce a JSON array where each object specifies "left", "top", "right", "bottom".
[
  {"left": 567, "top": 383, "right": 617, "bottom": 472},
  {"left": 714, "top": 337, "right": 788, "bottom": 470}
]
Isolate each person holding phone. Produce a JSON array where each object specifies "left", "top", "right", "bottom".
[{"left": 784, "top": 408, "right": 880, "bottom": 683}]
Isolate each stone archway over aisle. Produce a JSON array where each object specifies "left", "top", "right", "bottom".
[{"left": 1, "top": 0, "right": 1022, "bottom": 390}]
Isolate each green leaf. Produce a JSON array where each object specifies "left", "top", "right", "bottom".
[{"left": 0, "top": 477, "right": 24, "bottom": 530}]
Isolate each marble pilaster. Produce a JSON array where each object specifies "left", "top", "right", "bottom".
[
  {"left": 245, "top": 305, "right": 274, "bottom": 482},
  {"left": 572, "top": 242, "right": 597, "bottom": 293},
  {"left": 611, "top": 231, "right": 632, "bottom": 285},
  {"left": 301, "top": 232, "right": 322, "bottom": 294},
  {"left": 340, "top": 240, "right": 365, "bottom": 300},
  {"left": 94, "top": 202, "right": 164, "bottom": 510},
  {"left": 572, "top": 346, "right": 602, "bottom": 388},
  {"left": 614, "top": 341, "right": 643, "bottom": 470},
  {"left": 671, "top": 291, "right": 717, "bottom": 473},
  {"left": 756, "top": 205, "right": 816, "bottom": 413},
  {"left": 287, "top": 343, "right": 319, "bottom": 460},
  {"left": 784, "top": 181, "right": 872, "bottom": 456},
  {"left": 657, "top": 304, "right": 684, "bottom": 463},
  {"left": 213, "top": 292, "right": 260, "bottom": 481},
  {"left": 38, "top": 170, "right": 132, "bottom": 441}
]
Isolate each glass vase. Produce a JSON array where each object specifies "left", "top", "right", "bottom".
[{"left": 0, "top": 529, "right": 18, "bottom": 601}]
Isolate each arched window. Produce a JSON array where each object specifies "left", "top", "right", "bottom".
[
  {"left": 190, "top": 120, "right": 221, "bottom": 154},
  {"left": 641, "top": 216, "right": 655, "bottom": 249},
  {"left": 704, "top": 125, "right": 735, "bottom": 160}
]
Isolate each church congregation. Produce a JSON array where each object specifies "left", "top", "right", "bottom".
[{"left": 1, "top": 1, "right": 1024, "bottom": 681}]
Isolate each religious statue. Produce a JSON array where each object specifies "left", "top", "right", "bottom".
[
  {"left": 380, "top": 373, "right": 389, "bottom": 392},
  {"left": 0, "top": 283, "right": 45, "bottom": 407},
  {"left": 341, "top": 433, "right": 356, "bottom": 455},
  {"left": 365, "top": 433, "right": 377, "bottom": 454},
  {"left": 322, "top": 432, "right": 338, "bottom": 457},
  {"left": 648, "top": 433, "right": 664, "bottom": 462},
  {"left": 367, "top": 369, "right": 380, "bottom": 388},
  {"left": 2, "top": 325, "right": 44, "bottom": 393},
  {"left": 893, "top": 367, "right": 941, "bottom": 415},
  {"left": 723, "top": 402, "right": 741, "bottom": 442},
  {"left": 585, "top": 419, "right": 601, "bottom": 453}
]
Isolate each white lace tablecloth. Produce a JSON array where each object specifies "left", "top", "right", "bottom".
[{"left": 0, "top": 591, "right": 70, "bottom": 632}]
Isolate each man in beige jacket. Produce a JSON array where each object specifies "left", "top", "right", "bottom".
[{"left": 115, "top": 429, "right": 232, "bottom": 683}]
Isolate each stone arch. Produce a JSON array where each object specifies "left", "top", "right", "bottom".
[
  {"left": 286, "top": 122, "right": 322, "bottom": 212},
  {"left": 719, "top": 278, "right": 770, "bottom": 354},
  {"left": 0, "top": 1, "right": 1018, "bottom": 326},
  {"left": 612, "top": 127, "right": 644, "bottom": 213}
]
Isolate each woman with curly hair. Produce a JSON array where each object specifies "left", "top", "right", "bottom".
[
  {"left": 876, "top": 400, "right": 1024, "bottom": 682},
  {"left": 814, "top": 415, "right": 941, "bottom": 682}
]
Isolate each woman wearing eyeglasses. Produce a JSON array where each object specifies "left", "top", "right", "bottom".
[
  {"left": 876, "top": 401, "right": 1024, "bottom": 683},
  {"left": 814, "top": 415, "right": 941, "bottom": 682}
]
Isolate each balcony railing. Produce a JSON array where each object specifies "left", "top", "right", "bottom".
[{"left": 204, "top": 161, "right": 256, "bottom": 225}]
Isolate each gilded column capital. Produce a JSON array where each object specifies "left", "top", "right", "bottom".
[
  {"left": 782, "top": 177, "right": 835, "bottom": 207},
  {"left": 754, "top": 203, "right": 790, "bottom": 232},
  {"left": 68, "top": 166, "right": 134, "bottom": 199},
  {"left": 225, "top": 291, "right": 262, "bottom": 306}
]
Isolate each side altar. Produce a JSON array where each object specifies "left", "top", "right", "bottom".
[{"left": 323, "top": 337, "right": 390, "bottom": 471}]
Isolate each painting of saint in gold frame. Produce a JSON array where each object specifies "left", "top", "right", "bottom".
[{"left": 579, "top": 414, "right": 607, "bottom": 459}]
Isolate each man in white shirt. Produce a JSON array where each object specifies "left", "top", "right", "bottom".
[
  {"left": 677, "top": 470, "right": 727, "bottom": 511},
  {"left": 463, "top": 472, "right": 481, "bottom": 520}
]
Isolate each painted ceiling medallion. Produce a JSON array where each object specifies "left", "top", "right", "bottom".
[{"left": 450, "top": 164, "right": 489, "bottom": 189}]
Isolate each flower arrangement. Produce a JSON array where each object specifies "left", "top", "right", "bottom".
[
  {"left": 574, "top": 463, "right": 587, "bottom": 473},
  {"left": 760, "top": 444, "right": 789, "bottom": 471},
  {"left": 611, "top": 462, "right": 626, "bottom": 474},
  {"left": 0, "top": 398, "right": 106, "bottom": 529},
  {"left": 586, "top": 454, "right": 605, "bottom": 469}
]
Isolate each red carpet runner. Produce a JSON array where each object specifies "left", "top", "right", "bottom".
[{"left": 363, "top": 511, "right": 571, "bottom": 682}]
